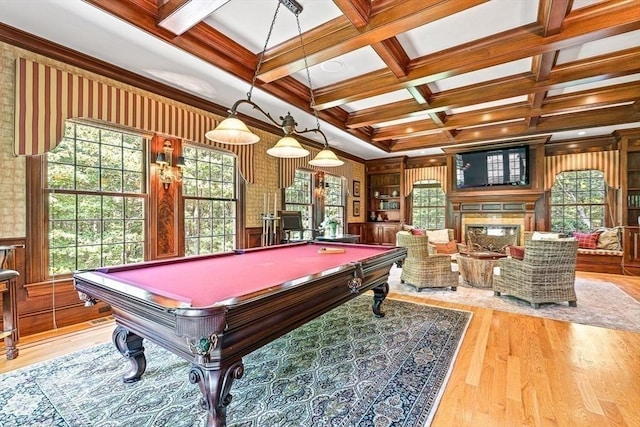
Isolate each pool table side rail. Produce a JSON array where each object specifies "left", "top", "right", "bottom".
[{"left": 73, "top": 247, "right": 406, "bottom": 367}]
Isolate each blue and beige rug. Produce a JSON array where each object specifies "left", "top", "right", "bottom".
[{"left": 0, "top": 297, "right": 471, "bottom": 426}]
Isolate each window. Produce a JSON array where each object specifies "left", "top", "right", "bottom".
[
  {"left": 323, "top": 174, "right": 345, "bottom": 231},
  {"left": 284, "top": 170, "right": 314, "bottom": 237},
  {"left": 508, "top": 151, "right": 524, "bottom": 182},
  {"left": 47, "top": 122, "right": 146, "bottom": 276},
  {"left": 182, "top": 144, "right": 237, "bottom": 255},
  {"left": 550, "top": 169, "right": 606, "bottom": 233},
  {"left": 411, "top": 180, "right": 446, "bottom": 229},
  {"left": 486, "top": 154, "right": 504, "bottom": 184}
]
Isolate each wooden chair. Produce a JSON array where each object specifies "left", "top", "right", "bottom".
[
  {"left": 493, "top": 239, "right": 579, "bottom": 308},
  {"left": 396, "top": 232, "right": 458, "bottom": 291}
]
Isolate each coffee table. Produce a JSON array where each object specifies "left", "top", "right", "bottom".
[{"left": 457, "top": 251, "right": 507, "bottom": 288}]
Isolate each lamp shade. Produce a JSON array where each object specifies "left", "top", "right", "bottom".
[
  {"left": 205, "top": 117, "right": 260, "bottom": 145},
  {"left": 266, "top": 136, "right": 310, "bottom": 158},
  {"left": 309, "top": 147, "right": 344, "bottom": 167},
  {"left": 155, "top": 152, "right": 167, "bottom": 165}
]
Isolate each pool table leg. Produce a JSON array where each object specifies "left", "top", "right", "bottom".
[
  {"left": 113, "top": 326, "right": 147, "bottom": 383},
  {"left": 372, "top": 281, "right": 389, "bottom": 318},
  {"left": 189, "top": 360, "right": 245, "bottom": 427}
]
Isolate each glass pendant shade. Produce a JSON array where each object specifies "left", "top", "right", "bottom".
[
  {"left": 309, "top": 147, "right": 344, "bottom": 167},
  {"left": 205, "top": 117, "right": 260, "bottom": 145},
  {"left": 266, "top": 136, "right": 310, "bottom": 158}
]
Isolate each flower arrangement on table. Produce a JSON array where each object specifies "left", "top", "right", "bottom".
[{"left": 320, "top": 216, "right": 341, "bottom": 236}]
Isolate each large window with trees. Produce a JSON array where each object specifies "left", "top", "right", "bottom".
[
  {"left": 284, "top": 170, "right": 314, "bottom": 237},
  {"left": 182, "top": 144, "right": 237, "bottom": 255},
  {"left": 550, "top": 169, "right": 606, "bottom": 232},
  {"left": 323, "top": 173, "right": 345, "bottom": 231},
  {"left": 47, "top": 122, "right": 146, "bottom": 276},
  {"left": 411, "top": 180, "right": 446, "bottom": 229}
]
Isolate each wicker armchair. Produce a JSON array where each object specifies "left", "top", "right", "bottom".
[
  {"left": 493, "top": 239, "right": 579, "bottom": 308},
  {"left": 396, "top": 232, "right": 459, "bottom": 292}
]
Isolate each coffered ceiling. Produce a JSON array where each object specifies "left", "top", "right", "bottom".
[{"left": 1, "top": 0, "right": 639, "bottom": 160}]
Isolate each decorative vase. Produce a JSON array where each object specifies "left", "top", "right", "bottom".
[{"left": 329, "top": 223, "right": 337, "bottom": 237}]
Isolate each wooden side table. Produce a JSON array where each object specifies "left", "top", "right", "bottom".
[{"left": 457, "top": 251, "right": 507, "bottom": 288}]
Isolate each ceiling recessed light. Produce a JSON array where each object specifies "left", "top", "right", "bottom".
[
  {"left": 321, "top": 60, "right": 344, "bottom": 73},
  {"left": 578, "top": 131, "right": 586, "bottom": 135}
]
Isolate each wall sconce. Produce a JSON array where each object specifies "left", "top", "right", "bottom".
[
  {"left": 155, "top": 140, "right": 184, "bottom": 190},
  {"left": 314, "top": 171, "right": 329, "bottom": 198}
]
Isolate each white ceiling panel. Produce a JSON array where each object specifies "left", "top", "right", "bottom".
[{"left": 397, "top": 0, "right": 538, "bottom": 59}]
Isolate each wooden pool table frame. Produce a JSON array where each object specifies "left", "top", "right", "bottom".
[{"left": 74, "top": 242, "right": 406, "bottom": 427}]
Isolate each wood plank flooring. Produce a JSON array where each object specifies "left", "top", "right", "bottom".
[{"left": 2, "top": 272, "right": 639, "bottom": 426}]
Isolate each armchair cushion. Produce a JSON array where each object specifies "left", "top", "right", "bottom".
[
  {"left": 572, "top": 231, "right": 600, "bottom": 249},
  {"left": 432, "top": 240, "right": 458, "bottom": 254},
  {"left": 426, "top": 228, "right": 450, "bottom": 244}
]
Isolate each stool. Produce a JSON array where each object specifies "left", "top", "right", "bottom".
[{"left": 1, "top": 268, "right": 19, "bottom": 359}]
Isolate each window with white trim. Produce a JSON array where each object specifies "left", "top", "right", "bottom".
[
  {"left": 411, "top": 180, "right": 446, "bottom": 230},
  {"left": 46, "top": 122, "right": 146, "bottom": 276},
  {"left": 182, "top": 144, "right": 237, "bottom": 255},
  {"left": 550, "top": 169, "right": 606, "bottom": 232}
]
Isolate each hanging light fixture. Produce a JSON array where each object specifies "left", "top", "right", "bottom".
[{"left": 206, "top": 0, "right": 342, "bottom": 166}]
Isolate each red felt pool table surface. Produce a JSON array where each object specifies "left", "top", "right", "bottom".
[{"left": 94, "top": 243, "right": 393, "bottom": 307}]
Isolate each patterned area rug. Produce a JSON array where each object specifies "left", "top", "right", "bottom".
[
  {"left": 0, "top": 297, "right": 471, "bottom": 427},
  {"left": 388, "top": 265, "right": 640, "bottom": 333}
]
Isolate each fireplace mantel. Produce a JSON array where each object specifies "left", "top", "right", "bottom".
[{"left": 448, "top": 189, "right": 544, "bottom": 205}]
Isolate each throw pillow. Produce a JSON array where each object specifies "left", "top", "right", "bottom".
[
  {"left": 433, "top": 240, "right": 458, "bottom": 254},
  {"left": 410, "top": 228, "right": 425, "bottom": 236},
  {"left": 506, "top": 245, "right": 525, "bottom": 260},
  {"left": 572, "top": 231, "right": 600, "bottom": 249},
  {"left": 595, "top": 227, "right": 622, "bottom": 251},
  {"left": 426, "top": 228, "right": 450, "bottom": 244},
  {"left": 531, "top": 231, "right": 560, "bottom": 241},
  {"left": 401, "top": 223, "right": 416, "bottom": 231}
]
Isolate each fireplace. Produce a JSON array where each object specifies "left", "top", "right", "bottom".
[{"left": 465, "top": 224, "right": 520, "bottom": 252}]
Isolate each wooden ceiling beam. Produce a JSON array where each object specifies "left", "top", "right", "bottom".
[
  {"left": 537, "top": 0, "right": 570, "bottom": 36},
  {"left": 333, "top": 0, "right": 372, "bottom": 29},
  {"left": 346, "top": 48, "right": 640, "bottom": 129},
  {"left": 371, "top": 37, "right": 410, "bottom": 78},
  {"left": 388, "top": 104, "right": 640, "bottom": 151},
  {"left": 257, "top": 0, "right": 487, "bottom": 82},
  {"left": 346, "top": 99, "right": 431, "bottom": 128},
  {"left": 157, "top": 0, "right": 230, "bottom": 35},
  {"left": 313, "top": 0, "right": 640, "bottom": 109}
]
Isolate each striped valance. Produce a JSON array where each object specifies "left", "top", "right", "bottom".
[
  {"left": 544, "top": 150, "right": 619, "bottom": 190},
  {"left": 14, "top": 58, "right": 254, "bottom": 182},
  {"left": 278, "top": 147, "right": 354, "bottom": 189},
  {"left": 404, "top": 166, "right": 448, "bottom": 195}
]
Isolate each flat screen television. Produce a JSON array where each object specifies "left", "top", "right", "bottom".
[{"left": 456, "top": 145, "right": 529, "bottom": 189}]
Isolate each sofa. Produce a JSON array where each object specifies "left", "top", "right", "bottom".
[{"left": 573, "top": 228, "right": 624, "bottom": 274}]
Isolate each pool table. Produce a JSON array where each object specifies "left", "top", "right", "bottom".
[{"left": 73, "top": 241, "right": 406, "bottom": 427}]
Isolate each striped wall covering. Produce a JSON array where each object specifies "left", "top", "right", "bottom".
[
  {"left": 404, "top": 166, "right": 448, "bottom": 195},
  {"left": 278, "top": 146, "right": 354, "bottom": 189},
  {"left": 14, "top": 57, "right": 254, "bottom": 183},
  {"left": 544, "top": 150, "right": 619, "bottom": 189}
]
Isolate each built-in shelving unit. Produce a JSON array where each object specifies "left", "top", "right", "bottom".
[
  {"left": 369, "top": 173, "right": 401, "bottom": 222},
  {"left": 627, "top": 152, "right": 640, "bottom": 226}
]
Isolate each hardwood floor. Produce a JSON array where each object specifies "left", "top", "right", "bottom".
[{"left": 2, "top": 272, "right": 639, "bottom": 426}]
